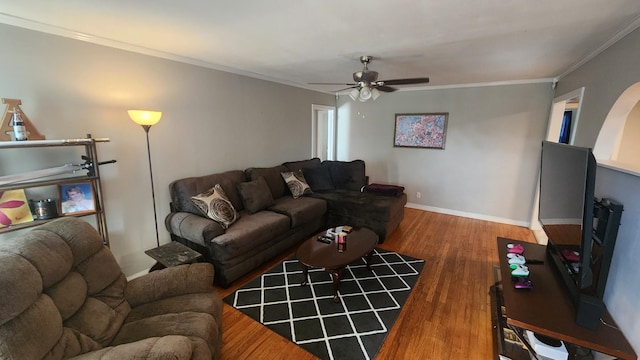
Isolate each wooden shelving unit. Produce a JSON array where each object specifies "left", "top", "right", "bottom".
[
  {"left": 495, "top": 237, "right": 636, "bottom": 360},
  {"left": 0, "top": 135, "right": 111, "bottom": 245}
]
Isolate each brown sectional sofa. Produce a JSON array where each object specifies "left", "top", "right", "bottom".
[
  {"left": 287, "top": 159, "right": 407, "bottom": 240},
  {"left": 165, "top": 158, "right": 406, "bottom": 287},
  {"left": 0, "top": 217, "right": 223, "bottom": 360}
]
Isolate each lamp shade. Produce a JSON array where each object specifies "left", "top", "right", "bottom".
[
  {"left": 128, "top": 110, "right": 162, "bottom": 126},
  {"left": 358, "top": 87, "right": 372, "bottom": 101},
  {"left": 349, "top": 88, "right": 360, "bottom": 101}
]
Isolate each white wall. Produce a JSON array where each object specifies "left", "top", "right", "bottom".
[
  {"left": 0, "top": 24, "right": 334, "bottom": 276},
  {"left": 595, "top": 166, "right": 640, "bottom": 350},
  {"left": 556, "top": 30, "right": 640, "bottom": 148},
  {"left": 616, "top": 101, "right": 640, "bottom": 166},
  {"left": 336, "top": 83, "right": 554, "bottom": 226},
  {"left": 557, "top": 27, "right": 640, "bottom": 353}
]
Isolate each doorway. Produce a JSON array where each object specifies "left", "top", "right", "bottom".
[
  {"left": 547, "top": 87, "right": 584, "bottom": 143},
  {"left": 311, "top": 105, "right": 336, "bottom": 161}
]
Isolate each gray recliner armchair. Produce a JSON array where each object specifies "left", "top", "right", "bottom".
[{"left": 0, "top": 217, "right": 222, "bottom": 359}]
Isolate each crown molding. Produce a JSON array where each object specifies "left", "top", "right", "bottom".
[
  {"left": 2, "top": 11, "right": 626, "bottom": 96},
  {"left": 557, "top": 14, "right": 640, "bottom": 79},
  {"left": 0, "top": 13, "right": 324, "bottom": 92}
]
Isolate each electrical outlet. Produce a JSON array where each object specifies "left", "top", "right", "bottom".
[{"left": 416, "top": 192, "right": 421, "bottom": 199}]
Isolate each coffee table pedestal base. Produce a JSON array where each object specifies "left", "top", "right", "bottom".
[{"left": 300, "top": 251, "right": 374, "bottom": 303}]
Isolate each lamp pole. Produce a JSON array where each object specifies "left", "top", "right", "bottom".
[{"left": 142, "top": 124, "right": 159, "bottom": 247}]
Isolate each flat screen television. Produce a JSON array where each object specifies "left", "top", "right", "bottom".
[{"left": 538, "top": 141, "right": 622, "bottom": 329}]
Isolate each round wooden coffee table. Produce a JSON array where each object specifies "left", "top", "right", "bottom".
[{"left": 296, "top": 226, "right": 379, "bottom": 302}]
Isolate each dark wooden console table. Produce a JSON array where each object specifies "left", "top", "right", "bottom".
[{"left": 496, "top": 237, "right": 636, "bottom": 360}]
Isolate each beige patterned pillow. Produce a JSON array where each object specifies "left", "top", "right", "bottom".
[
  {"left": 191, "top": 184, "right": 238, "bottom": 229},
  {"left": 281, "top": 170, "right": 313, "bottom": 199}
]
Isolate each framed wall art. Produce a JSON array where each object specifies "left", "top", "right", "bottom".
[
  {"left": 59, "top": 181, "right": 95, "bottom": 215},
  {"left": 393, "top": 112, "right": 448, "bottom": 149}
]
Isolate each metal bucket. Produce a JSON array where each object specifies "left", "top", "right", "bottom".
[{"left": 30, "top": 198, "right": 58, "bottom": 220}]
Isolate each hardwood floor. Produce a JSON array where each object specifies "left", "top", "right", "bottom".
[{"left": 216, "top": 208, "right": 536, "bottom": 359}]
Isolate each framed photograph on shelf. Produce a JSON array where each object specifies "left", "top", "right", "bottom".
[
  {"left": 59, "top": 182, "right": 95, "bottom": 215},
  {"left": 0, "top": 189, "right": 34, "bottom": 228},
  {"left": 393, "top": 112, "right": 448, "bottom": 149}
]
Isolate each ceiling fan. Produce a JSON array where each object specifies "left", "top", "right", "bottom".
[{"left": 310, "top": 56, "right": 430, "bottom": 102}]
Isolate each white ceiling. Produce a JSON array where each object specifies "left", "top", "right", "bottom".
[{"left": 2, "top": 1, "right": 640, "bottom": 93}]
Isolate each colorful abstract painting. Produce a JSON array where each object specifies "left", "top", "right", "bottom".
[
  {"left": 0, "top": 189, "right": 34, "bottom": 228},
  {"left": 393, "top": 113, "right": 448, "bottom": 149}
]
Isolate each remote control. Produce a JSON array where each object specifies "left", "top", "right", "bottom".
[
  {"left": 525, "top": 259, "right": 544, "bottom": 265},
  {"left": 317, "top": 235, "right": 332, "bottom": 244}
]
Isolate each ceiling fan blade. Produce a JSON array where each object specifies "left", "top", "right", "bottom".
[
  {"left": 309, "top": 82, "right": 357, "bottom": 86},
  {"left": 375, "top": 85, "right": 397, "bottom": 92},
  {"left": 334, "top": 86, "right": 359, "bottom": 92},
  {"left": 379, "top": 77, "right": 430, "bottom": 86}
]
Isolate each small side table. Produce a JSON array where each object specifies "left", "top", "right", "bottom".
[{"left": 145, "top": 241, "right": 203, "bottom": 271}]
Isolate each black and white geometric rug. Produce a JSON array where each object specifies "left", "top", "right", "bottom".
[{"left": 223, "top": 248, "right": 425, "bottom": 360}]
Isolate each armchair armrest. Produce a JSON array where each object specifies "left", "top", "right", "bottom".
[
  {"left": 165, "top": 212, "right": 225, "bottom": 247},
  {"left": 125, "top": 263, "right": 214, "bottom": 308},
  {"left": 70, "top": 335, "right": 195, "bottom": 359}
]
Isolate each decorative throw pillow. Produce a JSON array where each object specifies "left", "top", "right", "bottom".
[
  {"left": 303, "top": 165, "right": 335, "bottom": 192},
  {"left": 282, "top": 158, "right": 322, "bottom": 172},
  {"left": 237, "top": 176, "right": 274, "bottom": 214},
  {"left": 324, "top": 160, "right": 366, "bottom": 191},
  {"left": 191, "top": 184, "right": 238, "bottom": 229},
  {"left": 281, "top": 170, "right": 313, "bottom": 199}
]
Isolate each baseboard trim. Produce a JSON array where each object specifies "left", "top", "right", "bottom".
[
  {"left": 405, "top": 202, "right": 531, "bottom": 228},
  {"left": 532, "top": 229, "right": 548, "bottom": 245},
  {"left": 126, "top": 268, "right": 151, "bottom": 281}
]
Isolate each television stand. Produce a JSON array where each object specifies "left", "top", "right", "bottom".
[{"left": 494, "top": 237, "right": 636, "bottom": 360}]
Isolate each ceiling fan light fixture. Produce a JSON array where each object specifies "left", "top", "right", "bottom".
[
  {"left": 359, "top": 86, "right": 372, "bottom": 101},
  {"left": 349, "top": 88, "right": 360, "bottom": 101},
  {"left": 371, "top": 88, "right": 380, "bottom": 100}
]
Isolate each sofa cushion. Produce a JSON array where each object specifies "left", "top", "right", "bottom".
[
  {"left": 311, "top": 189, "right": 404, "bottom": 222},
  {"left": 110, "top": 312, "right": 217, "bottom": 352},
  {"left": 237, "top": 177, "right": 274, "bottom": 214},
  {"left": 245, "top": 165, "right": 289, "bottom": 199},
  {"left": 191, "top": 184, "right": 238, "bottom": 229},
  {"left": 269, "top": 196, "right": 327, "bottom": 228},
  {"left": 363, "top": 183, "right": 405, "bottom": 197},
  {"left": 323, "top": 160, "right": 367, "bottom": 191},
  {"left": 303, "top": 165, "right": 335, "bottom": 192},
  {"left": 282, "top": 157, "right": 322, "bottom": 172},
  {"left": 210, "top": 210, "right": 291, "bottom": 262},
  {"left": 280, "top": 170, "right": 312, "bottom": 199}
]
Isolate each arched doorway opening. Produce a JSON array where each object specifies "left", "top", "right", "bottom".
[{"left": 594, "top": 82, "right": 640, "bottom": 173}]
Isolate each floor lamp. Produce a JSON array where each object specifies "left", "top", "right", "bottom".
[{"left": 128, "top": 110, "right": 162, "bottom": 247}]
